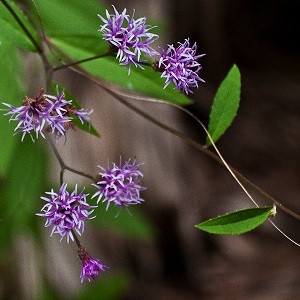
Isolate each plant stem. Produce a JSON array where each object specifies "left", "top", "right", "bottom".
[
  {"left": 53, "top": 53, "right": 111, "bottom": 71},
  {"left": 64, "top": 64, "right": 300, "bottom": 221},
  {"left": 118, "top": 97, "right": 300, "bottom": 221},
  {"left": 71, "top": 229, "right": 82, "bottom": 248},
  {"left": 47, "top": 134, "right": 95, "bottom": 182},
  {"left": 1, "top": 0, "right": 42, "bottom": 53}
]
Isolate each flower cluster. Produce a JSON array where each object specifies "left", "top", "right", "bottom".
[
  {"left": 2, "top": 88, "right": 92, "bottom": 142},
  {"left": 78, "top": 247, "right": 108, "bottom": 283},
  {"left": 37, "top": 183, "right": 96, "bottom": 243},
  {"left": 99, "top": 6, "right": 205, "bottom": 94},
  {"left": 158, "top": 39, "right": 205, "bottom": 94},
  {"left": 92, "top": 159, "right": 146, "bottom": 210},
  {"left": 99, "top": 5, "right": 158, "bottom": 72},
  {"left": 37, "top": 159, "right": 145, "bottom": 282}
]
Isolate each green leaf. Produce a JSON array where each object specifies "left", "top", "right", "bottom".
[
  {"left": 0, "top": 0, "right": 41, "bottom": 51},
  {"left": 28, "top": 0, "right": 192, "bottom": 105},
  {"left": 28, "top": 0, "right": 106, "bottom": 36},
  {"left": 75, "top": 272, "right": 130, "bottom": 300},
  {"left": 93, "top": 204, "right": 156, "bottom": 242},
  {"left": 0, "top": 139, "right": 48, "bottom": 255},
  {"left": 206, "top": 64, "right": 241, "bottom": 145},
  {"left": 195, "top": 206, "right": 275, "bottom": 235},
  {"left": 51, "top": 82, "right": 100, "bottom": 137},
  {"left": 49, "top": 36, "right": 192, "bottom": 105},
  {"left": 0, "top": 39, "right": 24, "bottom": 176}
]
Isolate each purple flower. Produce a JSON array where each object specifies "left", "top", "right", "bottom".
[
  {"left": 44, "top": 90, "right": 93, "bottom": 140},
  {"left": 92, "top": 159, "right": 146, "bottom": 210},
  {"left": 72, "top": 108, "right": 93, "bottom": 124},
  {"left": 78, "top": 247, "right": 108, "bottom": 283},
  {"left": 158, "top": 39, "right": 205, "bottom": 94},
  {"left": 37, "top": 183, "right": 96, "bottom": 243},
  {"left": 98, "top": 5, "right": 158, "bottom": 72},
  {"left": 2, "top": 88, "right": 69, "bottom": 141},
  {"left": 2, "top": 87, "right": 93, "bottom": 142}
]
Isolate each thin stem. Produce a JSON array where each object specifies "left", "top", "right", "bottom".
[
  {"left": 54, "top": 56, "right": 300, "bottom": 220},
  {"left": 268, "top": 219, "right": 300, "bottom": 247},
  {"left": 138, "top": 61, "right": 154, "bottom": 68},
  {"left": 71, "top": 229, "right": 82, "bottom": 248},
  {"left": 111, "top": 89, "right": 300, "bottom": 221},
  {"left": 53, "top": 53, "right": 111, "bottom": 71},
  {"left": 47, "top": 134, "right": 94, "bottom": 181},
  {"left": 1, "top": 0, "right": 54, "bottom": 93},
  {"left": 47, "top": 134, "right": 64, "bottom": 167},
  {"left": 64, "top": 165, "right": 95, "bottom": 181},
  {"left": 1, "top": 0, "right": 43, "bottom": 53},
  {"left": 59, "top": 169, "right": 64, "bottom": 186}
]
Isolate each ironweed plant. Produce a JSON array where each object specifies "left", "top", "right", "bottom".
[{"left": 0, "top": 0, "right": 300, "bottom": 297}]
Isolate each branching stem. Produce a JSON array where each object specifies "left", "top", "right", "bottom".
[
  {"left": 47, "top": 135, "right": 95, "bottom": 182},
  {"left": 61, "top": 64, "right": 300, "bottom": 222},
  {"left": 8, "top": 0, "right": 300, "bottom": 244},
  {"left": 1, "top": 0, "right": 42, "bottom": 53}
]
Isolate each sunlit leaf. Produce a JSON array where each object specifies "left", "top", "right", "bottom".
[
  {"left": 49, "top": 36, "right": 192, "bottom": 105},
  {"left": 195, "top": 206, "right": 274, "bottom": 235},
  {"left": 29, "top": 0, "right": 192, "bottom": 105},
  {"left": 206, "top": 64, "right": 241, "bottom": 145},
  {"left": 28, "top": 0, "right": 105, "bottom": 36}
]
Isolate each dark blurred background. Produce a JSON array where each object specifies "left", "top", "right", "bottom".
[
  {"left": 99, "top": 1, "right": 300, "bottom": 299},
  {"left": 2, "top": 0, "right": 300, "bottom": 299}
]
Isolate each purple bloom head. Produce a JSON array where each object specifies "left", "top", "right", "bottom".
[
  {"left": 44, "top": 89, "right": 93, "bottom": 141},
  {"left": 158, "top": 39, "right": 205, "bottom": 94},
  {"left": 2, "top": 87, "right": 93, "bottom": 142},
  {"left": 37, "top": 183, "right": 96, "bottom": 243},
  {"left": 2, "top": 88, "right": 69, "bottom": 141},
  {"left": 98, "top": 5, "right": 158, "bottom": 72},
  {"left": 78, "top": 247, "right": 108, "bottom": 283},
  {"left": 92, "top": 159, "right": 146, "bottom": 210}
]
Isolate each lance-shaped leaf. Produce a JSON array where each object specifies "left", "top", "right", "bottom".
[
  {"left": 0, "top": 39, "right": 23, "bottom": 176},
  {"left": 51, "top": 82, "right": 100, "bottom": 137},
  {"left": 0, "top": 0, "right": 41, "bottom": 51},
  {"left": 206, "top": 64, "right": 241, "bottom": 145},
  {"left": 0, "top": 139, "right": 48, "bottom": 255},
  {"left": 195, "top": 206, "right": 275, "bottom": 235}
]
